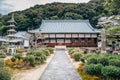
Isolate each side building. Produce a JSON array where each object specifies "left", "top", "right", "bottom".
[{"left": 29, "top": 20, "right": 100, "bottom": 47}]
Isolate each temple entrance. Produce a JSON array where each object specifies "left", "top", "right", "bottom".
[{"left": 55, "top": 45, "right": 67, "bottom": 50}]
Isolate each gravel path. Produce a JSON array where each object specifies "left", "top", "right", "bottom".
[{"left": 40, "top": 49, "right": 82, "bottom": 80}]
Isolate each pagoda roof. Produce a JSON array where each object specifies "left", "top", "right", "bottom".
[{"left": 8, "top": 29, "right": 16, "bottom": 32}]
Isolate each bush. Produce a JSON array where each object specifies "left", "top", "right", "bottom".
[
  {"left": 27, "top": 50, "right": 35, "bottom": 55},
  {"left": 0, "top": 59, "right": 5, "bottom": 68},
  {"left": 5, "top": 59, "right": 14, "bottom": 67},
  {"left": 73, "top": 53, "right": 82, "bottom": 61},
  {"left": 0, "top": 60, "right": 11, "bottom": 80},
  {"left": 11, "top": 57, "right": 16, "bottom": 62},
  {"left": 77, "top": 64, "right": 99, "bottom": 80},
  {"left": 41, "top": 50, "right": 50, "bottom": 56},
  {"left": 109, "top": 59, "right": 120, "bottom": 67},
  {"left": 80, "top": 57, "right": 85, "bottom": 63},
  {"left": 0, "top": 52, "right": 6, "bottom": 58},
  {"left": 87, "top": 57, "right": 98, "bottom": 64},
  {"left": 34, "top": 51, "right": 46, "bottom": 63},
  {"left": 25, "top": 55, "right": 35, "bottom": 67},
  {"left": 102, "top": 66, "right": 120, "bottom": 79},
  {"left": 68, "top": 48, "right": 75, "bottom": 55},
  {"left": 46, "top": 47, "right": 54, "bottom": 54},
  {"left": 25, "top": 50, "right": 47, "bottom": 66},
  {"left": 84, "top": 64, "right": 103, "bottom": 76},
  {"left": 0, "top": 69, "right": 11, "bottom": 80},
  {"left": 98, "top": 57, "right": 109, "bottom": 66},
  {"left": 14, "top": 53, "right": 22, "bottom": 60}
]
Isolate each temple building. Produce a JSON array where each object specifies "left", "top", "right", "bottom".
[{"left": 29, "top": 20, "right": 100, "bottom": 47}]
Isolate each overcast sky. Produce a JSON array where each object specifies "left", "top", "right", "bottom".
[{"left": 0, "top": 0, "right": 90, "bottom": 15}]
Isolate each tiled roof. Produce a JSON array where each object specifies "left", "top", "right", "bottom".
[
  {"left": 14, "top": 31, "right": 31, "bottom": 39},
  {"left": 29, "top": 20, "right": 100, "bottom": 33}
]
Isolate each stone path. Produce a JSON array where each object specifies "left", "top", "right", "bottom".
[{"left": 40, "top": 50, "right": 82, "bottom": 80}]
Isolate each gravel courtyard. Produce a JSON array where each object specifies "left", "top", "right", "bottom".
[{"left": 40, "top": 49, "right": 82, "bottom": 80}]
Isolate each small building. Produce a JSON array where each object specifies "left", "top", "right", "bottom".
[{"left": 29, "top": 20, "right": 100, "bottom": 47}]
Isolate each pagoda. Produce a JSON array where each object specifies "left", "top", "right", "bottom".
[{"left": 7, "top": 14, "right": 17, "bottom": 55}]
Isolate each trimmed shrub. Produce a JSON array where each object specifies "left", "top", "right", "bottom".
[
  {"left": 0, "top": 69, "right": 11, "bottom": 80},
  {"left": 84, "top": 64, "right": 103, "bottom": 76},
  {"left": 42, "top": 49, "right": 50, "bottom": 56},
  {"left": 87, "top": 57, "right": 98, "bottom": 64},
  {"left": 98, "top": 57, "right": 109, "bottom": 66},
  {"left": 46, "top": 47, "right": 54, "bottom": 54},
  {"left": 80, "top": 57, "right": 85, "bottom": 63},
  {"left": 0, "top": 60, "right": 11, "bottom": 80},
  {"left": 68, "top": 48, "right": 75, "bottom": 55},
  {"left": 27, "top": 50, "right": 35, "bottom": 55},
  {"left": 73, "top": 53, "right": 82, "bottom": 61},
  {"left": 0, "top": 59, "right": 5, "bottom": 68},
  {"left": 34, "top": 51, "right": 46, "bottom": 63},
  {"left": 109, "top": 59, "right": 120, "bottom": 67},
  {"left": 77, "top": 64, "right": 99, "bottom": 80},
  {"left": 102, "top": 66, "right": 120, "bottom": 79},
  {"left": 14, "top": 53, "right": 22, "bottom": 60},
  {"left": 0, "top": 52, "right": 6, "bottom": 58},
  {"left": 26, "top": 55, "right": 35, "bottom": 67},
  {"left": 11, "top": 57, "right": 16, "bottom": 62}
]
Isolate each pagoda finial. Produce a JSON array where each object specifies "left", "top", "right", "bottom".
[
  {"left": 12, "top": 13, "right": 14, "bottom": 21},
  {"left": 8, "top": 13, "right": 16, "bottom": 23}
]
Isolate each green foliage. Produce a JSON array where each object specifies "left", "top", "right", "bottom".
[
  {"left": 34, "top": 51, "right": 46, "bottom": 63},
  {"left": 0, "top": 22, "right": 8, "bottom": 36},
  {"left": 27, "top": 55, "right": 35, "bottom": 67},
  {"left": 102, "top": 66, "right": 120, "bottom": 79},
  {"left": 104, "top": 0, "right": 120, "bottom": 14},
  {"left": 73, "top": 53, "right": 82, "bottom": 61},
  {"left": 41, "top": 50, "right": 50, "bottom": 56},
  {"left": 0, "top": 0, "right": 110, "bottom": 34},
  {"left": 80, "top": 57, "right": 85, "bottom": 63},
  {"left": 11, "top": 57, "right": 16, "bottom": 62},
  {"left": 87, "top": 56, "right": 98, "bottom": 64},
  {"left": 98, "top": 56, "right": 109, "bottom": 66},
  {"left": 68, "top": 48, "right": 75, "bottom": 55},
  {"left": 0, "top": 60, "right": 11, "bottom": 80},
  {"left": 84, "top": 64, "right": 103, "bottom": 76},
  {"left": 107, "top": 26, "right": 120, "bottom": 36},
  {"left": 26, "top": 49, "right": 47, "bottom": 65},
  {"left": 109, "top": 59, "right": 120, "bottom": 67},
  {"left": 0, "top": 52, "right": 6, "bottom": 58},
  {"left": 14, "top": 53, "right": 22, "bottom": 60},
  {"left": 83, "top": 54, "right": 120, "bottom": 79},
  {"left": 0, "top": 59, "right": 5, "bottom": 68},
  {"left": 0, "top": 69, "right": 11, "bottom": 80},
  {"left": 46, "top": 47, "right": 54, "bottom": 54},
  {"left": 77, "top": 64, "right": 100, "bottom": 80}
]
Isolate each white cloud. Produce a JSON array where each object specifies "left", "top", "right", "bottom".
[{"left": 0, "top": 0, "right": 90, "bottom": 14}]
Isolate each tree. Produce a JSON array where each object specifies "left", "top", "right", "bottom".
[
  {"left": 104, "top": 0, "right": 120, "bottom": 14},
  {"left": 0, "top": 13, "right": 2, "bottom": 18}
]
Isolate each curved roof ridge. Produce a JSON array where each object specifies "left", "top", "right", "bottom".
[
  {"left": 42, "top": 20, "right": 89, "bottom": 22},
  {"left": 86, "top": 21, "right": 95, "bottom": 31}
]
